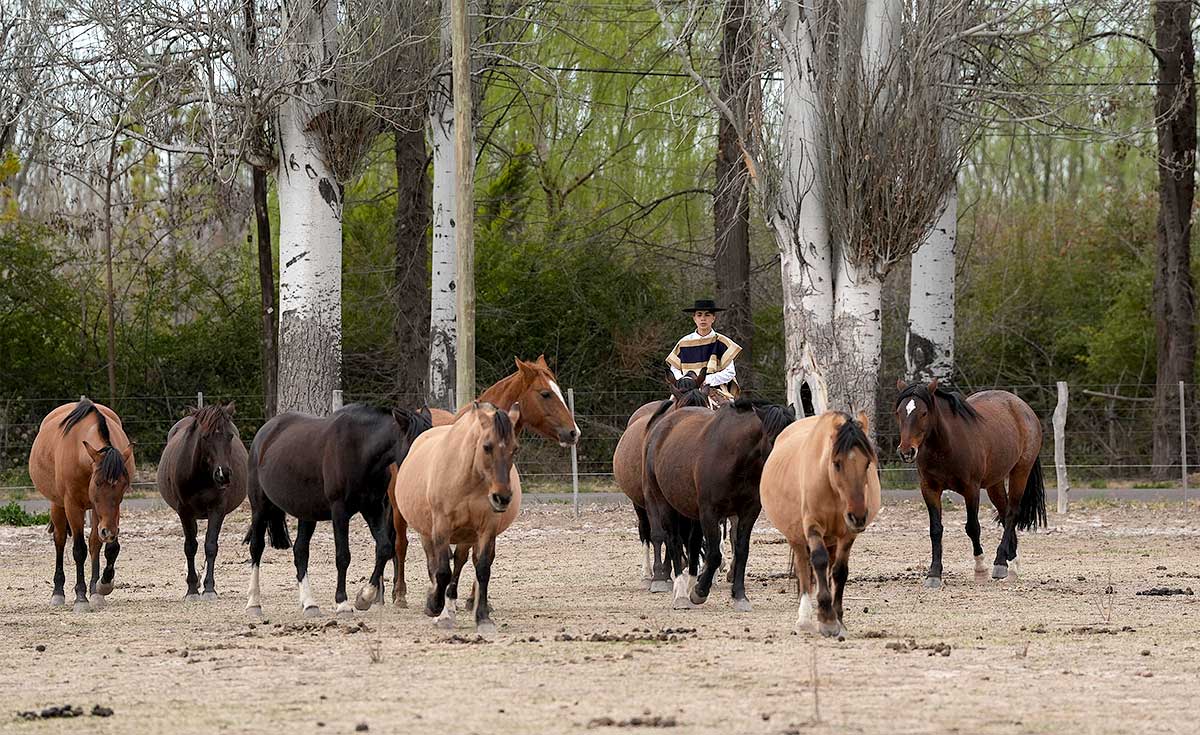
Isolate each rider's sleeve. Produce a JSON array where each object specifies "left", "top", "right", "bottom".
[
  {"left": 669, "top": 365, "right": 684, "bottom": 380},
  {"left": 704, "top": 362, "right": 736, "bottom": 386}
]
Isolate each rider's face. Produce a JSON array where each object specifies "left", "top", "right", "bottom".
[{"left": 692, "top": 311, "right": 716, "bottom": 334}]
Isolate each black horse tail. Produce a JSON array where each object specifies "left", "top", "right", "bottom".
[
  {"left": 267, "top": 514, "right": 292, "bottom": 549},
  {"left": 1016, "top": 455, "right": 1047, "bottom": 531},
  {"left": 634, "top": 504, "right": 650, "bottom": 545}
]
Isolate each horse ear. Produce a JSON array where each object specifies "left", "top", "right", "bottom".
[
  {"left": 516, "top": 358, "right": 539, "bottom": 383},
  {"left": 696, "top": 365, "right": 708, "bottom": 384},
  {"left": 508, "top": 402, "right": 522, "bottom": 427},
  {"left": 896, "top": 378, "right": 907, "bottom": 392},
  {"left": 472, "top": 400, "right": 481, "bottom": 411},
  {"left": 666, "top": 372, "right": 684, "bottom": 398},
  {"left": 787, "top": 403, "right": 798, "bottom": 420},
  {"left": 224, "top": 401, "right": 236, "bottom": 417},
  {"left": 856, "top": 410, "right": 870, "bottom": 436},
  {"left": 184, "top": 404, "right": 198, "bottom": 417},
  {"left": 82, "top": 440, "right": 102, "bottom": 464},
  {"left": 536, "top": 354, "right": 548, "bottom": 367},
  {"left": 419, "top": 406, "right": 432, "bottom": 423},
  {"left": 927, "top": 377, "right": 939, "bottom": 394},
  {"left": 391, "top": 407, "right": 412, "bottom": 430},
  {"left": 121, "top": 443, "right": 135, "bottom": 465}
]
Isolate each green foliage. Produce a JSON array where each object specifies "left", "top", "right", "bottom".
[{"left": 0, "top": 501, "right": 48, "bottom": 527}]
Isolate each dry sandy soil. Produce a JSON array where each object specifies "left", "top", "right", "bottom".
[{"left": 2, "top": 497, "right": 1199, "bottom": 734}]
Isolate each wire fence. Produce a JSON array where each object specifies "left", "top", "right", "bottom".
[{"left": 0, "top": 382, "right": 1196, "bottom": 492}]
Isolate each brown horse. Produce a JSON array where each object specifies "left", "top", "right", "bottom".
[
  {"left": 28, "top": 398, "right": 135, "bottom": 611},
  {"left": 641, "top": 398, "right": 795, "bottom": 611},
  {"left": 612, "top": 369, "right": 710, "bottom": 588},
  {"left": 157, "top": 402, "right": 247, "bottom": 600},
  {"left": 391, "top": 402, "right": 521, "bottom": 634},
  {"left": 760, "top": 411, "right": 880, "bottom": 636},
  {"left": 894, "top": 378, "right": 1046, "bottom": 587}
]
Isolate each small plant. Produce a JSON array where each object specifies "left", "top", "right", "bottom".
[{"left": 0, "top": 501, "right": 49, "bottom": 527}]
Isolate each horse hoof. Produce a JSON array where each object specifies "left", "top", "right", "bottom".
[
  {"left": 303, "top": 605, "right": 322, "bottom": 618},
  {"left": 732, "top": 597, "right": 753, "bottom": 613},
  {"left": 97, "top": 581, "right": 114, "bottom": 596},
  {"left": 393, "top": 596, "right": 408, "bottom": 608},
  {"left": 688, "top": 589, "right": 709, "bottom": 606},
  {"left": 246, "top": 606, "right": 263, "bottom": 620},
  {"left": 671, "top": 596, "right": 696, "bottom": 610},
  {"left": 476, "top": 620, "right": 497, "bottom": 636},
  {"left": 337, "top": 609, "right": 355, "bottom": 619},
  {"left": 354, "top": 588, "right": 377, "bottom": 611},
  {"left": 73, "top": 600, "right": 91, "bottom": 613},
  {"left": 649, "top": 580, "right": 672, "bottom": 594},
  {"left": 818, "top": 620, "right": 843, "bottom": 638},
  {"left": 89, "top": 594, "right": 106, "bottom": 610},
  {"left": 50, "top": 594, "right": 66, "bottom": 608},
  {"left": 924, "top": 576, "right": 943, "bottom": 589},
  {"left": 640, "top": 577, "right": 653, "bottom": 591},
  {"left": 434, "top": 617, "right": 455, "bottom": 630},
  {"left": 992, "top": 565, "right": 1008, "bottom": 580},
  {"left": 184, "top": 593, "right": 201, "bottom": 602},
  {"left": 201, "top": 591, "right": 218, "bottom": 601}
]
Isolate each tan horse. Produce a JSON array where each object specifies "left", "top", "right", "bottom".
[
  {"left": 391, "top": 402, "right": 521, "bottom": 634},
  {"left": 760, "top": 411, "right": 880, "bottom": 637},
  {"left": 28, "top": 398, "right": 135, "bottom": 612}
]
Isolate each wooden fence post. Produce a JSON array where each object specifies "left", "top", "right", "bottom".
[
  {"left": 1054, "top": 381, "right": 1069, "bottom": 515},
  {"left": 197, "top": 391, "right": 204, "bottom": 409},
  {"left": 1180, "top": 381, "right": 1188, "bottom": 505},
  {"left": 569, "top": 387, "right": 579, "bottom": 518}
]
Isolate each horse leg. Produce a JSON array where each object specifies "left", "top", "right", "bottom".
[
  {"left": 181, "top": 513, "right": 201, "bottom": 600},
  {"left": 426, "top": 530, "right": 455, "bottom": 628},
  {"left": 668, "top": 513, "right": 694, "bottom": 608},
  {"left": 964, "top": 487, "right": 987, "bottom": 578},
  {"left": 99, "top": 538, "right": 119, "bottom": 600},
  {"left": 472, "top": 535, "right": 499, "bottom": 635},
  {"left": 807, "top": 529, "right": 841, "bottom": 637},
  {"left": 293, "top": 519, "right": 321, "bottom": 617},
  {"left": 728, "top": 508, "right": 758, "bottom": 612},
  {"left": 201, "top": 510, "right": 226, "bottom": 600},
  {"left": 831, "top": 534, "right": 857, "bottom": 634},
  {"left": 634, "top": 504, "right": 653, "bottom": 590},
  {"left": 392, "top": 506, "right": 409, "bottom": 607},
  {"left": 356, "top": 501, "right": 393, "bottom": 611},
  {"left": 996, "top": 469, "right": 1032, "bottom": 580},
  {"left": 449, "top": 544, "right": 470, "bottom": 604},
  {"left": 329, "top": 503, "right": 354, "bottom": 616},
  {"left": 690, "top": 512, "right": 722, "bottom": 607},
  {"left": 724, "top": 515, "right": 738, "bottom": 583},
  {"left": 792, "top": 542, "right": 814, "bottom": 632},
  {"left": 87, "top": 510, "right": 101, "bottom": 596},
  {"left": 67, "top": 504, "right": 89, "bottom": 612},
  {"left": 49, "top": 504, "right": 68, "bottom": 607},
  {"left": 644, "top": 494, "right": 673, "bottom": 594},
  {"left": 921, "top": 485, "right": 945, "bottom": 588}
]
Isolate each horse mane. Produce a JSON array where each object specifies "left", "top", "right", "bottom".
[
  {"left": 491, "top": 405, "right": 515, "bottom": 442},
  {"left": 96, "top": 446, "right": 129, "bottom": 485},
  {"left": 895, "top": 383, "right": 979, "bottom": 421},
  {"left": 59, "top": 397, "right": 112, "bottom": 444},
  {"left": 832, "top": 413, "right": 876, "bottom": 462},
  {"left": 733, "top": 398, "right": 795, "bottom": 439},
  {"left": 191, "top": 404, "right": 231, "bottom": 434}
]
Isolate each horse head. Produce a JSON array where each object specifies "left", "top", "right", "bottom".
[
  {"left": 81, "top": 439, "right": 133, "bottom": 542},
  {"left": 894, "top": 378, "right": 942, "bottom": 463},
  {"left": 514, "top": 355, "right": 580, "bottom": 447},
  {"left": 826, "top": 411, "right": 876, "bottom": 533},
  {"left": 751, "top": 401, "right": 797, "bottom": 455},
  {"left": 391, "top": 405, "right": 435, "bottom": 463},
  {"left": 470, "top": 401, "right": 522, "bottom": 514},
  {"left": 188, "top": 402, "right": 239, "bottom": 490},
  {"left": 667, "top": 368, "right": 711, "bottom": 409}
]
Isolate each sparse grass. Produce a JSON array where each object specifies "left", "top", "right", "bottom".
[
  {"left": 0, "top": 501, "right": 49, "bottom": 527},
  {"left": 1131, "top": 480, "right": 1174, "bottom": 489}
]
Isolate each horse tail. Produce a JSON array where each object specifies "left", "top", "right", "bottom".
[
  {"left": 634, "top": 504, "right": 650, "bottom": 545},
  {"left": 267, "top": 513, "right": 292, "bottom": 550},
  {"left": 645, "top": 398, "right": 673, "bottom": 429},
  {"left": 1016, "top": 455, "right": 1047, "bottom": 531}
]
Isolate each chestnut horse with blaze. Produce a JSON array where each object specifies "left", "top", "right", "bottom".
[
  {"left": 29, "top": 398, "right": 135, "bottom": 612},
  {"left": 894, "top": 378, "right": 1046, "bottom": 587}
]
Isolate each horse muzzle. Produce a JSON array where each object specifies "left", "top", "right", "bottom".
[
  {"left": 845, "top": 512, "right": 868, "bottom": 533},
  {"left": 897, "top": 446, "right": 918, "bottom": 464},
  {"left": 213, "top": 467, "right": 232, "bottom": 487},
  {"left": 558, "top": 427, "right": 580, "bottom": 448},
  {"left": 99, "top": 527, "right": 118, "bottom": 542},
  {"left": 489, "top": 492, "right": 512, "bottom": 513}
]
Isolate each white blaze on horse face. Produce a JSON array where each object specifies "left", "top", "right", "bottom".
[
  {"left": 548, "top": 380, "right": 581, "bottom": 439},
  {"left": 905, "top": 399, "right": 916, "bottom": 417},
  {"left": 246, "top": 565, "right": 261, "bottom": 608},
  {"left": 298, "top": 575, "right": 318, "bottom": 610}
]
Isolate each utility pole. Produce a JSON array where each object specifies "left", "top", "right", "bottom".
[{"left": 451, "top": 0, "right": 475, "bottom": 404}]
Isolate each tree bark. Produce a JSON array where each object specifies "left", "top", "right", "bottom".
[
  {"left": 1151, "top": 0, "right": 1196, "bottom": 477},
  {"left": 276, "top": 0, "right": 342, "bottom": 417},
  {"left": 394, "top": 126, "right": 431, "bottom": 403},
  {"left": 906, "top": 186, "right": 956, "bottom": 383},
  {"left": 427, "top": 0, "right": 457, "bottom": 410},
  {"left": 714, "top": 0, "right": 754, "bottom": 389},
  {"left": 103, "top": 131, "right": 118, "bottom": 407},
  {"left": 253, "top": 166, "right": 278, "bottom": 419}
]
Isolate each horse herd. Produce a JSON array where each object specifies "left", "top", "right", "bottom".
[{"left": 26, "top": 358, "right": 1047, "bottom": 638}]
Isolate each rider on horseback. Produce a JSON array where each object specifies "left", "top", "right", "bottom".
[{"left": 666, "top": 298, "right": 742, "bottom": 407}]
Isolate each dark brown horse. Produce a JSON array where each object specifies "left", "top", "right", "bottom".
[
  {"left": 642, "top": 398, "right": 795, "bottom": 611},
  {"left": 612, "top": 370, "right": 710, "bottom": 588},
  {"left": 244, "top": 403, "right": 432, "bottom": 618},
  {"left": 28, "top": 398, "right": 135, "bottom": 611},
  {"left": 894, "top": 378, "right": 1046, "bottom": 587},
  {"left": 157, "top": 402, "right": 246, "bottom": 600}
]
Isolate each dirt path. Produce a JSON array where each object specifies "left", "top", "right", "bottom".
[{"left": 2, "top": 500, "right": 1198, "bottom": 734}]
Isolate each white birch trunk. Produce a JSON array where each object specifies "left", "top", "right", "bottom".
[
  {"left": 906, "top": 186, "right": 956, "bottom": 382},
  {"left": 774, "top": 0, "right": 833, "bottom": 416},
  {"left": 276, "top": 0, "right": 342, "bottom": 416},
  {"left": 832, "top": 254, "right": 882, "bottom": 423},
  {"left": 426, "top": 0, "right": 457, "bottom": 411}
]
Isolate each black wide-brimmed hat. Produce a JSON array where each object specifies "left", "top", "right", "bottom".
[{"left": 682, "top": 298, "right": 726, "bottom": 314}]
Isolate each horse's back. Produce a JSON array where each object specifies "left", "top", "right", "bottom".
[
  {"left": 760, "top": 416, "right": 829, "bottom": 541},
  {"left": 969, "top": 390, "right": 1043, "bottom": 463},
  {"left": 30, "top": 401, "right": 133, "bottom": 504},
  {"left": 612, "top": 414, "right": 651, "bottom": 506},
  {"left": 392, "top": 425, "right": 453, "bottom": 537}
]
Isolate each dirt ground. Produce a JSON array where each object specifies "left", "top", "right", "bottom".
[{"left": 2, "top": 497, "right": 1199, "bottom": 734}]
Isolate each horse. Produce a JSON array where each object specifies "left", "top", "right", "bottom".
[
  {"left": 894, "top": 378, "right": 1046, "bottom": 587},
  {"left": 391, "top": 401, "right": 521, "bottom": 634},
  {"left": 641, "top": 397, "right": 795, "bottom": 611},
  {"left": 243, "top": 403, "right": 432, "bottom": 618},
  {"left": 612, "top": 369, "right": 711, "bottom": 589},
  {"left": 411, "top": 355, "right": 578, "bottom": 607},
  {"left": 760, "top": 411, "right": 880, "bottom": 636},
  {"left": 157, "top": 402, "right": 246, "bottom": 600},
  {"left": 28, "top": 398, "right": 135, "bottom": 612}
]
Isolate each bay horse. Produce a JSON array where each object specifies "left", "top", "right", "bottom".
[
  {"left": 157, "top": 402, "right": 246, "bottom": 600},
  {"left": 243, "top": 403, "right": 432, "bottom": 618},
  {"left": 760, "top": 411, "right": 880, "bottom": 636},
  {"left": 894, "top": 378, "right": 1046, "bottom": 587},
  {"left": 28, "top": 398, "right": 135, "bottom": 612},
  {"left": 391, "top": 401, "right": 521, "bottom": 634},
  {"left": 641, "top": 397, "right": 795, "bottom": 611},
  {"left": 612, "top": 369, "right": 710, "bottom": 589}
]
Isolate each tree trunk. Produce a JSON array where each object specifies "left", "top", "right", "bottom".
[
  {"left": 103, "top": 130, "right": 119, "bottom": 407},
  {"left": 427, "top": 1, "right": 457, "bottom": 411},
  {"left": 774, "top": 0, "right": 833, "bottom": 415},
  {"left": 276, "top": 0, "right": 342, "bottom": 417},
  {"left": 1151, "top": 0, "right": 1196, "bottom": 477},
  {"left": 832, "top": 254, "right": 882, "bottom": 425},
  {"left": 906, "top": 186, "right": 956, "bottom": 383},
  {"left": 713, "top": 0, "right": 754, "bottom": 389},
  {"left": 394, "top": 126, "right": 432, "bottom": 403},
  {"left": 253, "top": 166, "right": 278, "bottom": 419}
]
